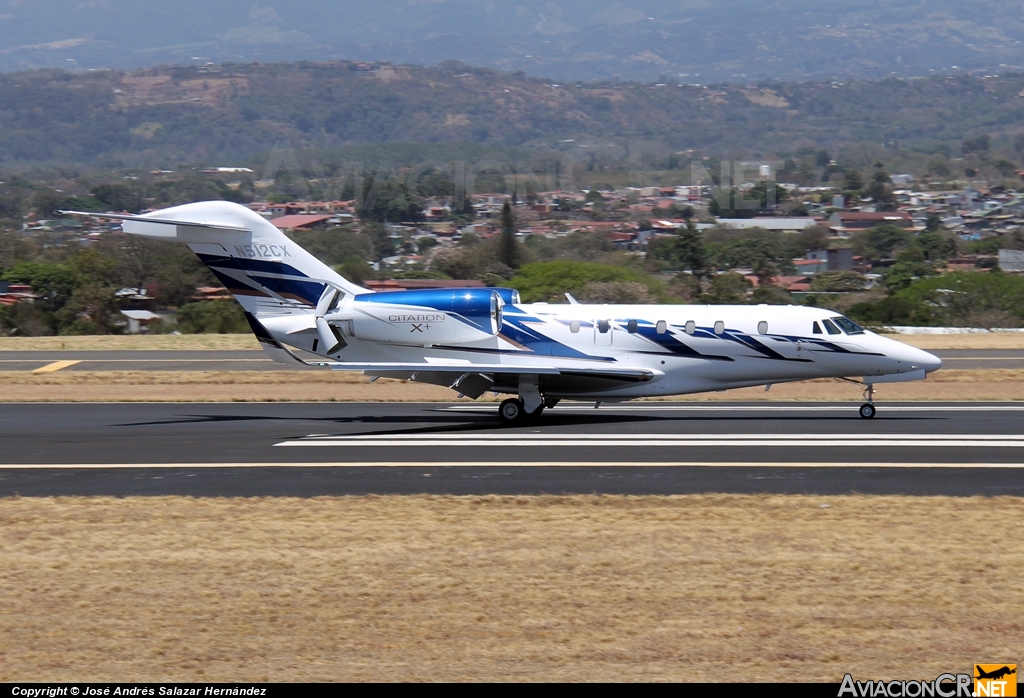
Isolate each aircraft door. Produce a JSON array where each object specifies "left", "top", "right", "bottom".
[{"left": 594, "top": 318, "right": 613, "bottom": 345}]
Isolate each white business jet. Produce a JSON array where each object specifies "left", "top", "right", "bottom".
[{"left": 65, "top": 201, "right": 941, "bottom": 421}]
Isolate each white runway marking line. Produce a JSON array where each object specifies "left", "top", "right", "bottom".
[
  {"left": 275, "top": 433, "right": 1024, "bottom": 448},
  {"left": 4, "top": 462, "right": 1024, "bottom": 469}
]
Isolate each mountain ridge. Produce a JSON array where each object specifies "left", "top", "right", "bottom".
[{"left": 3, "top": 1, "right": 1024, "bottom": 83}]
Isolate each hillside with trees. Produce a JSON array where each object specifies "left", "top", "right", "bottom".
[{"left": 5, "top": 62, "right": 1024, "bottom": 172}]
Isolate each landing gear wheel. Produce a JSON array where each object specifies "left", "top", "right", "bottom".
[
  {"left": 859, "top": 403, "right": 876, "bottom": 419},
  {"left": 499, "top": 398, "right": 524, "bottom": 424}
]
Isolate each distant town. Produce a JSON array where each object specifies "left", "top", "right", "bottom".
[{"left": 2, "top": 163, "right": 1024, "bottom": 335}]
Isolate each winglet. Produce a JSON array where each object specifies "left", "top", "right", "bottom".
[{"left": 565, "top": 292, "right": 579, "bottom": 305}]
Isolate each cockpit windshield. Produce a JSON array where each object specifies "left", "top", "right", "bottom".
[{"left": 831, "top": 316, "right": 865, "bottom": 335}]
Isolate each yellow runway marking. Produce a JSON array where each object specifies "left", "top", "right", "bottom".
[{"left": 31, "top": 360, "right": 81, "bottom": 374}]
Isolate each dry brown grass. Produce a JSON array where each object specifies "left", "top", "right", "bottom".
[
  {"left": 0, "top": 331, "right": 1019, "bottom": 352},
  {"left": 0, "top": 335, "right": 259, "bottom": 351},
  {"left": 1, "top": 495, "right": 1021, "bottom": 682},
  {"left": 889, "top": 333, "right": 1024, "bottom": 350},
  {"left": 0, "top": 369, "right": 1020, "bottom": 402}
]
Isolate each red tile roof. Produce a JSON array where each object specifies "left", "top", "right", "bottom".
[{"left": 269, "top": 214, "right": 332, "bottom": 229}]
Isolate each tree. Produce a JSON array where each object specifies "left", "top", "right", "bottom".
[
  {"left": 357, "top": 175, "right": 423, "bottom": 223},
  {"left": 746, "top": 180, "right": 790, "bottom": 212},
  {"left": 842, "top": 170, "right": 864, "bottom": 192},
  {"left": 90, "top": 184, "right": 143, "bottom": 213},
  {"left": 864, "top": 171, "right": 897, "bottom": 211},
  {"left": 509, "top": 261, "right": 656, "bottom": 303},
  {"left": 750, "top": 284, "right": 792, "bottom": 304},
  {"left": 335, "top": 258, "right": 376, "bottom": 285},
  {"left": 925, "top": 212, "right": 943, "bottom": 232},
  {"left": 914, "top": 231, "right": 959, "bottom": 262},
  {"left": 882, "top": 260, "right": 936, "bottom": 294},
  {"left": 175, "top": 300, "right": 249, "bottom": 334},
  {"left": 752, "top": 258, "right": 778, "bottom": 287},
  {"left": 2, "top": 262, "right": 78, "bottom": 313},
  {"left": 650, "top": 222, "right": 706, "bottom": 274},
  {"left": 853, "top": 271, "right": 1024, "bottom": 327},
  {"left": 707, "top": 189, "right": 757, "bottom": 218},
  {"left": 577, "top": 281, "right": 653, "bottom": 304},
  {"left": 705, "top": 272, "right": 751, "bottom": 303},
  {"left": 451, "top": 193, "right": 475, "bottom": 219},
  {"left": 498, "top": 201, "right": 523, "bottom": 269},
  {"left": 56, "top": 282, "right": 121, "bottom": 335},
  {"left": 794, "top": 224, "right": 831, "bottom": 256},
  {"left": 962, "top": 134, "right": 991, "bottom": 154},
  {"left": 810, "top": 271, "right": 868, "bottom": 292},
  {"left": 855, "top": 224, "right": 912, "bottom": 259}
]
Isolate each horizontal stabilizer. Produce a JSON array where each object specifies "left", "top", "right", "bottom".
[{"left": 59, "top": 210, "right": 251, "bottom": 233}]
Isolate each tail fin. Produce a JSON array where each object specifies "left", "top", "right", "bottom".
[{"left": 67, "top": 201, "right": 368, "bottom": 317}]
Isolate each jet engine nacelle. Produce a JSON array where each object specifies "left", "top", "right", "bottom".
[{"left": 338, "top": 288, "right": 504, "bottom": 345}]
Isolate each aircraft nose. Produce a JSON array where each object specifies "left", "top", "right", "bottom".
[
  {"left": 905, "top": 346, "right": 942, "bottom": 373},
  {"left": 921, "top": 349, "right": 942, "bottom": 373}
]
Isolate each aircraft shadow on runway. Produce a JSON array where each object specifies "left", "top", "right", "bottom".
[{"left": 111, "top": 409, "right": 942, "bottom": 439}]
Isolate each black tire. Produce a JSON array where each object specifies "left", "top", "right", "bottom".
[
  {"left": 859, "top": 403, "right": 876, "bottom": 419},
  {"left": 499, "top": 398, "right": 523, "bottom": 423}
]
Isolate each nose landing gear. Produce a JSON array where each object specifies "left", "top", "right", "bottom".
[
  {"left": 837, "top": 377, "right": 878, "bottom": 418},
  {"left": 859, "top": 383, "right": 876, "bottom": 419}
]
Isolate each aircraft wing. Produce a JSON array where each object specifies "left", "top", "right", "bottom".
[
  {"left": 319, "top": 362, "right": 658, "bottom": 381},
  {"left": 245, "top": 311, "right": 658, "bottom": 382}
]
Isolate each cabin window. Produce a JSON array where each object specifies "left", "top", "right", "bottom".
[
  {"left": 812, "top": 321, "right": 822, "bottom": 334},
  {"left": 757, "top": 320, "right": 768, "bottom": 335},
  {"left": 832, "top": 316, "right": 865, "bottom": 335},
  {"left": 713, "top": 320, "right": 725, "bottom": 335},
  {"left": 822, "top": 318, "right": 842, "bottom": 335},
  {"left": 626, "top": 319, "right": 638, "bottom": 333},
  {"left": 684, "top": 320, "right": 695, "bottom": 335},
  {"left": 598, "top": 319, "right": 611, "bottom": 334},
  {"left": 569, "top": 320, "right": 581, "bottom": 333},
  {"left": 656, "top": 320, "right": 667, "bottom": 334}
]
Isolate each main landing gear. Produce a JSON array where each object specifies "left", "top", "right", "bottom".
[{"left": 498, "top": 397, "right": 552, "bottom": 424}]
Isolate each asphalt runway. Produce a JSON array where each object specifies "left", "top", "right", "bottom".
[
  {"left": 2, "top": 401, "right": 1023, "bottom": 497},
  {"left": 1, "top": 348, "right": 1022, "bottom": 371}
]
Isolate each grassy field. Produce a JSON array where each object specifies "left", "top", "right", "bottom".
[
  {"left": 0, "top": 332, "right": 1020, "bottom": 352},
  {"left": 0, "top": 335, "right": 259, "bottom": 351},
  {"left": 1, "top": 495, "right": 1021, "bottom": 682},
  {"left": 0, "top": 368, "right": 1019, "bottom": 401}
]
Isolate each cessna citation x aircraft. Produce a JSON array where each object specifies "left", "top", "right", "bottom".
[{"left": 66, "top": 201, "right": 942, "bottom": 422}]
